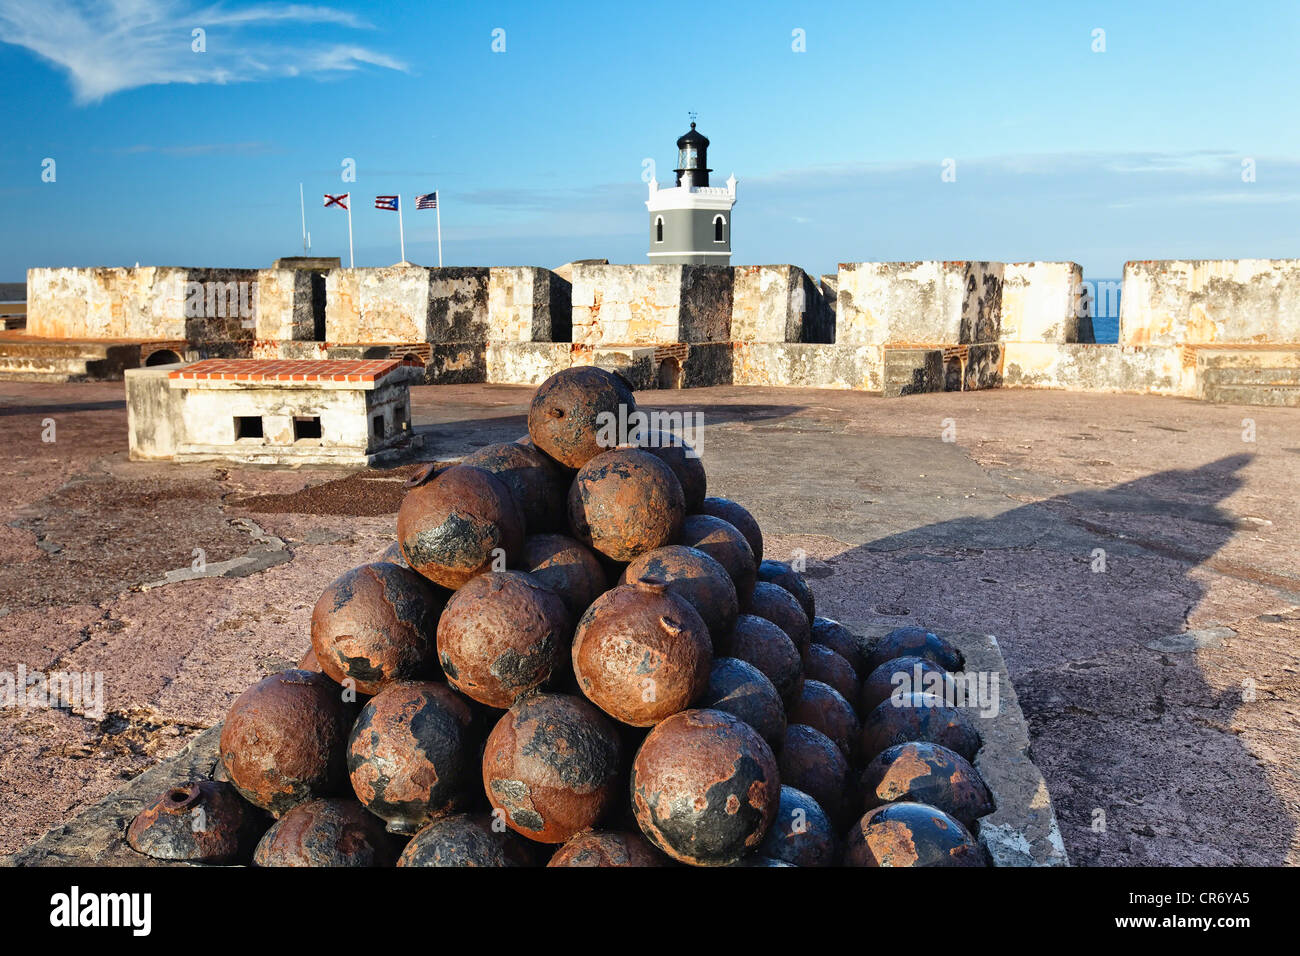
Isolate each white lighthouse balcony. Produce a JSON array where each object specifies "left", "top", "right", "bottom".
[{"left": 646, "top": 175, "right": 737, "bottom": 212}]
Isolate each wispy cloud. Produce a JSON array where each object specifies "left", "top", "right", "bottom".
[{"left": 0, "top": 0, "right": 407, "bottom": 104}]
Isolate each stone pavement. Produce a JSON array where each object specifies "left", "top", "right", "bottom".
[{"left": 0, "top": 381, "right": 1297, "bottom": 865}]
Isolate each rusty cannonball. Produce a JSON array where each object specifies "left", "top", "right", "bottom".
[
  {"left": 679, "top": 513, "right": 757, "bottom": 607},
  {"left": 631, "top": 708, "right": 780, "bottom": 866},
  {"left": 462, "top": 441, "right": 569, "bottom": 534},
  {"left": 347, "top": 680, "right": 477, "bottom": 834},
  {"left": 219, "top": 669, "right": 355, "bottom": 816},
  {"left": 482, "top": 693, "right": 624, "bottom": 843},
  {"left": 719, "top": 613, "right": 803, "bottom": 704},
  {"left": 546, "top": 829, "right": 669, "bottom": 867},
  {"left": 802, "top": 643, "right": 860, "bottom": 705},
  {"left": 571, "top": 577, "right": 712, "bottom": 726},
  {"left": 748, "top": 581, "right": 812, "bottom": 651},
  {"left": 436, "top": 570, "right": 571, "bottom": 708},
  {"left": 811, "top": 617, "right": 865, "bottom": 676},
  {"left": 567, "top": 448, "right": 685, "bottom": 562},
  {"left": 697, "top": 497, "right": 763, "bottom": 565},
  {"left": 843, "top": 802, "right": 984, "bottom": 867},
  {"left": 865, "top": 626, "right": 964, "bottom": 673},
  {"left": 787, "top": 679, "right": 860, "bottom": 764},
  {"left": 757, "top": 559, "right": 815, "bottom": 622},
  {"left": 252, "top": 797, "right": 397, "bottom": 867},
  {"left": 378, "top": 539, "right": 409, "bottom": 569},
  {"left": 127, "top": 780, "right": 267, "bottom": 864},
  {"left": 621, "top": 544, "right": 738, "bottom": 643},
  {"left": 859, "top": 741, "right": 994, "bottom": 825},
  {"left": 397, "top": 813, "right": 535, "bottom": 867},
  {"left": 310, "top": 561, "right": 447, "bottom": 696},
  {"left": 625, "top": 429, "right": 707, "bottom": 512},
  {"left": 860, "top": 655, "right": 956, "bottom": 714},
  {"left": 860, "top": 692, "right": 981, "bottom": 764},
  {"left": 518, "top": 533, "right": 608, "bottom": 618},
  {"left": 528, "top": 366, "right": 638, "bottom": 469},
  {"left": 397, "top": 464, "right": 525, "bottom": 590},
  {"left": 697, "top": 656, "right": 786, "bottom": 751},
  {"left": 777, "top": 723, "right": 853, "bottom": 828},
  {"left": 757, "top": 785, "right": 838, "bottom": 868}
]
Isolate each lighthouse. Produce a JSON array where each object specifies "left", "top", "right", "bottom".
[{"left": 646, "top": 121, "right": 736, "bottom": 265}]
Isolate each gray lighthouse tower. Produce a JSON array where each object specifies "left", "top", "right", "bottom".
[{"left": 646, "top": 121, "right": 737, "bottom": 264}]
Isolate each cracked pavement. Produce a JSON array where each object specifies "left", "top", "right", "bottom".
[{"left": 0, "top": 381, "right": 1297, "bottom": 864}]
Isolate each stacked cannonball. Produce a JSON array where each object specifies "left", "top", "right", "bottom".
[{"left": 128, "top": 366, "right": 995, "bottom": 867}]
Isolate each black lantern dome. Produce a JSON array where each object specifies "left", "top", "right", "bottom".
[{"left": 674, "top": 122, "right": 711, "bottom": 187}]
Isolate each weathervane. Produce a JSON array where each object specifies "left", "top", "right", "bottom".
[{"left": 688, "top": 110, "right": 698, "bottom": 125}]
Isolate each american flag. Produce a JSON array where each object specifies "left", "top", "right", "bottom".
[
  {"left": 374, "top": 195, "right": 399, "bottom": 211},
  {"left": 415, "top": 192, "right": 438, "bottom": 210},
  {"left": 323, "top": 193, "right": 349, "bottom": 210}
]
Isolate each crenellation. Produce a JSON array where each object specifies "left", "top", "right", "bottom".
[{"left": 12, "top": 256, "right": 1300, "bottom": 405}]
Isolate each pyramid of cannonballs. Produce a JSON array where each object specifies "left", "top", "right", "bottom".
[{"left": 127, "top": 366, "right": 994, "bottom": 867}]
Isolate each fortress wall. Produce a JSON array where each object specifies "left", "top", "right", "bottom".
[
  {"left": 732, "top": 265, "right": 804, "bottom": 342},
  {"left": 20, "top": 259, "right": 1300, "bottom": 400},
  {"left": 1001, "top": 262, "right": 1087, "bottom": 344},
  {"left": 253, "top": 269, "right": 298, "bottom": 342},
  {"left": 1119, "top": 258, "right": 1300, "bottom": 347},
  {"left": 487, "top": 267, "right": 571, "bottom": 343},
  {"left": 1002, "top": 342, "right": 1196, "bottom": 396},
  {"left": 324, "top": 266, "right": 490, "bottom": 344},
  {"left": 733, "top": 343, "right": 882, "bottom": 390},
  {"left": 28, "top": 266, "right": 258, "bottom": 342},
  {"left": 835, "top": 261, "right": 970, "bottom": 345},
  {"left": 325, "top": 266, "right": 426, "bottom": 343},
  {"left": 570, "top": 264, "right": 732, "bottom": 346},
  {"left": 571, "top": 263, "right": 683, "bottom": 345}
]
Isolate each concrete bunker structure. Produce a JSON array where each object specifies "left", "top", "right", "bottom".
[{"left": 126, "top": 358, "right": 422, "bottom": 466}]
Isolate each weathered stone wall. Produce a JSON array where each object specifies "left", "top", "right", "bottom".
[
  {"left": 835, "top": 261, "right": 969, "bottom": 345},
  {"left": 428, "top": 268, "right": 491, "bottom": 344},
  {"left": 253, "top": 269, "right": 297, "bottom": 342},
  {"left": 487, "top": 267, "right": 572, "bottom": 343},
  {"left": 181, "top": 269, "right": 259, "bottom": 349},
  {"left": 1120, "top": 258, "right": 1300, "bottom": 346},
  {"left": 679, "top": 266, "right": 732, "bottom": 342},
  {"left": 733, "top": 343, "right": 882, "bottom": 390},
  {"left": 731, "top": 265, "right": 832, "bottom": 343},
  {"left": 325, "top": 266, "right": 426, "bottom": 343},
  {"left": 838, "top": 260, "right": 1098, "bottom": 348},
  {"left": 958, "top": 262, "right": 1004, "bottom": 344},
  {"left": 486, "top": 342, "right": 573, "bottom": 385},
  {"left": 1001, "top": 262, "right": 1086, "bottom": 344},
  {"left": 571, "top": 264, "right": 731, "bottom": 345},
  {"left": 324, "top": 266, "right": 490, "bottom": 345},
  {"left": 27, "top": 266, "right": 263, "bottom": 348},
  {"left": 1002, "top": 342, "right": 1196, "bottom": 396}
]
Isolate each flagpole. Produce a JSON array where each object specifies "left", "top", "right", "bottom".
[
  {"left": 299, "top": 183, "right": 308, "bottom": 255},
  {"left": 436, "top": 191, "right": 442, "bottom": 268},
  {"left": 398, "top": 197, "right": 406, "bottom": 263},
  {"left": 347, "top": 196, "right": 354, "bottom": 269}
]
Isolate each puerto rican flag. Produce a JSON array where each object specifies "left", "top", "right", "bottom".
[{"left": 375, "top": 195, "right": 399, "bottom": 211}]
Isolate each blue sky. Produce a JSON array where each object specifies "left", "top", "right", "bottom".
[{"left": 0, "top": 0, "right": 1297, "bottom": 282}]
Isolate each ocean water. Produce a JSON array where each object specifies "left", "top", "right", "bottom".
[
  {"left": 1091, "top": 313, "right": 1119, "bottom": 344},
  {"left": 1084, "top": 280, "right": 1121, "bottom": 343}
]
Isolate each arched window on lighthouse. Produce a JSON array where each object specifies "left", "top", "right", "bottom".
[
  {"left": 713, "top": 215, "right": 726, "bottom": 242},
  {"left": 655, "top": 217, "right": 664, "bottom": 242}
]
